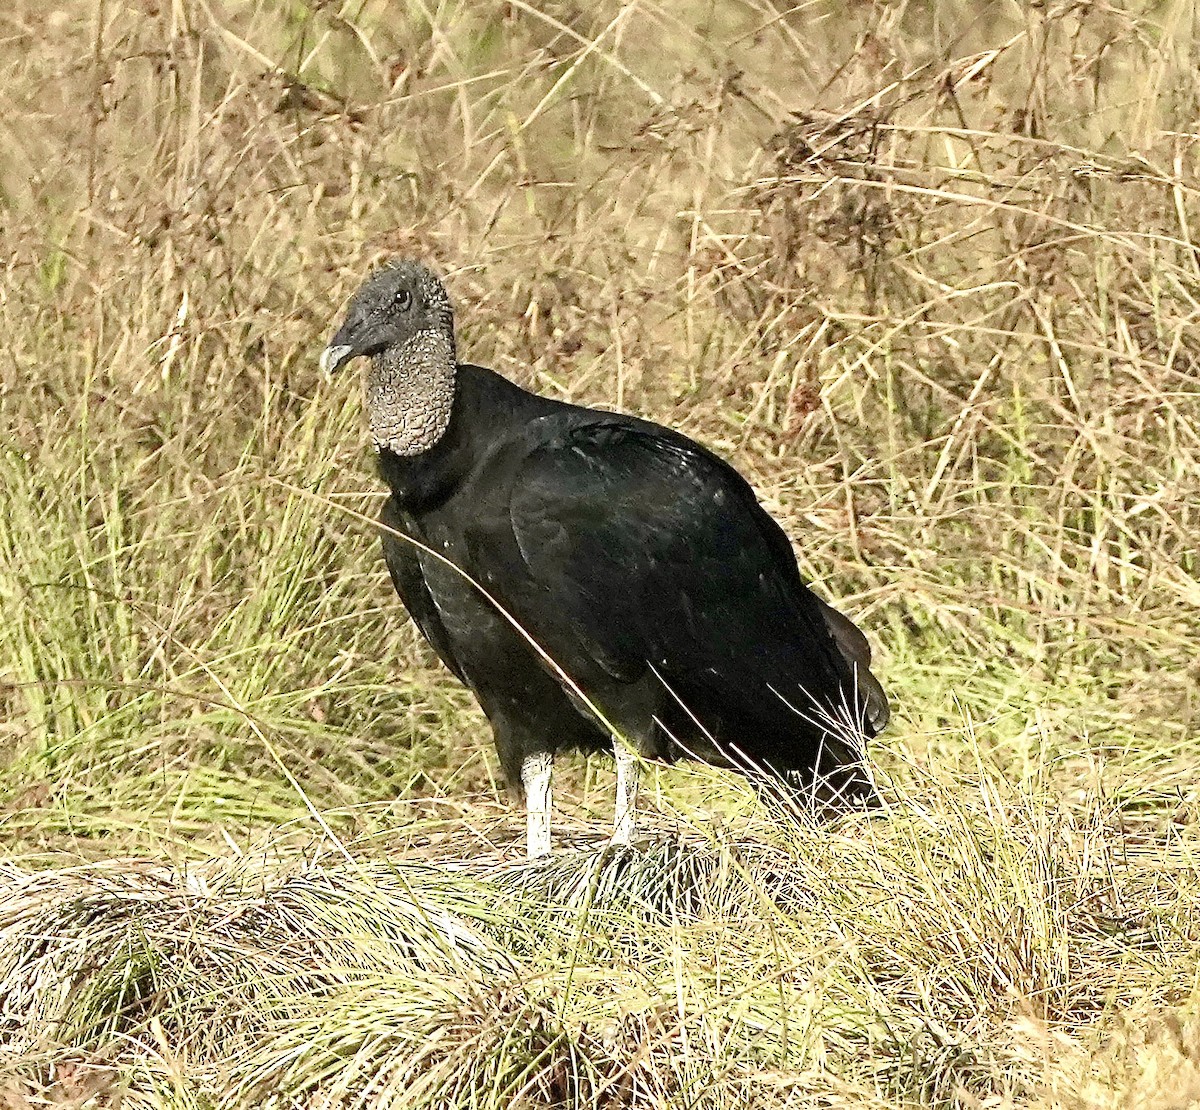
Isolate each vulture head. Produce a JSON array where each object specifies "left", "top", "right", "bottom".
[{"left": 321, "top": 260, "right": 458, "bottom": 456}]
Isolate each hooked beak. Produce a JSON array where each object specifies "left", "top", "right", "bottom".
[{"left": 319, "top": 344, "right": 356, "bottom": 378}]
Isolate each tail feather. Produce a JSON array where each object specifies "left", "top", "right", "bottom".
[{"left": 816, "top": 597, "right": 889, "bottom": 734}]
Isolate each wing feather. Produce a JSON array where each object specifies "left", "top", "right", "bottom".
[{"left": 505, "top": 420, "right": 877, "bottom": 730}]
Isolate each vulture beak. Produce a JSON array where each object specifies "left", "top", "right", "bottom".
[{"left": 319, "top": 344, "right": 355, "bottom": 378}]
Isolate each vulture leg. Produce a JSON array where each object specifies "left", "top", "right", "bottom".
[
  {"left": 522, "top": 752, "right": 553, "bottom": 859},
  {"left": 612, "top": 741, "right": 639, "bottom": 846}
]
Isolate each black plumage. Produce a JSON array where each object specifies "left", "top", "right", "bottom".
[{"left": 321, "top": 261, "right": 888, "bottom": 856}]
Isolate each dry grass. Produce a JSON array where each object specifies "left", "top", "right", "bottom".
[{"left": 2, "top": 0, "right": 1200, "bottom": 1105}]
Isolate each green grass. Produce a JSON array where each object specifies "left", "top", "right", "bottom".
[{"left": 1, "top": 0, "right": 1200, "bottom": 1105}]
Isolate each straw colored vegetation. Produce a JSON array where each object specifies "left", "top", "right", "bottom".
[{"left": 2, "top": 0, "right": 1199, "bottom": 1105}]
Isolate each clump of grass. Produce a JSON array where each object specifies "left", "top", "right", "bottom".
[
  {"left": 0, "top": 860, "right": 509, "bottom": 1055},
  {"left": 0, "top": 778, "right": 1195, "bottom": 1107}
]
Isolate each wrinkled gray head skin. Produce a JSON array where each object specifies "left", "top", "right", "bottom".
[{"left": 320, "top": 260, "right": 458, "bottom": 456}]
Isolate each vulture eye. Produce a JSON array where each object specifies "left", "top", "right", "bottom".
[{"left": 395, "top": 288, "right": 412, "bottom": 310}]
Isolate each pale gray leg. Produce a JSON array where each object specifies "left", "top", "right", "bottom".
[
  {"left": 522, "top": 752, "right": 553, "bottom": 860},
  {"left": 612, "top": 740, "right": 639, "bottom": 846}
]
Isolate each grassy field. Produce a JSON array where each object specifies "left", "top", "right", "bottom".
[{"left": 2, "top": 0, "right": 1200, "bottom": 1105}]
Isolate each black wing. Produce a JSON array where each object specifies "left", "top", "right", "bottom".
[
  {"left": 501, "top": 419, "right": 881, "bottom": 737},
  {"left": 379, "top": 498, "right": 468, "bottom": 683}
]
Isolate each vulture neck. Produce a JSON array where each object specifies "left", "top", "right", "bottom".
[
  {"left": 375, "top": 364, "right": 550, "bottom": 514},
  {"left": 366, "top": 331, "right": 456, "bottom": 457}
]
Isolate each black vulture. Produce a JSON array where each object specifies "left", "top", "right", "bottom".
[{"left": 321, "top": 261, "right": 888, "bottom": 858}]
